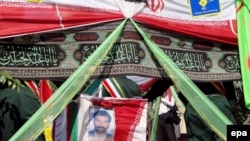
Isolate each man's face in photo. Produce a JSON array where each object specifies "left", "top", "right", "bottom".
[{"left": 94, "top": 115, "right": 110, "bottom": 133}]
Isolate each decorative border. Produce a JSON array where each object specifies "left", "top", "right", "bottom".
[{"left": 0, "top": 65, "right": 241, "bottom": 81}]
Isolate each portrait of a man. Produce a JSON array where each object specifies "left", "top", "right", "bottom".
[{"left": 88, "top": 108, "right": 115, "bottom": 141}]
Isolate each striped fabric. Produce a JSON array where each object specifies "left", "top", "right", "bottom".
[
  {"left": 102, "top": 78, "right": 125, "bottom": 98},
  {"left": 53, "top": 96, "right": 148, "bottom": 141},
  {"left": 101, "top": 77, "right": 141, "bottom": 98},
  {"left": 24, "top": 80, "right": 40, "bottom": 99}
]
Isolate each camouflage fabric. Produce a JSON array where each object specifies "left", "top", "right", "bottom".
[{"left": 0, "top": 87, "right": 44, "bottom": 141}]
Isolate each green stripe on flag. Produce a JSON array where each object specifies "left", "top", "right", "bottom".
[
  {"left": 237, "top": 0, "right": 250, "bottom": 109},
  {"left": 130, "top": 18, "right": 233, "bottom": 140},
  {"left": 110, "top": 78, "right": 126, "bottom": 98},
  {"left": 9, "top": 19, "right": 127, "bottom": 141},
  {"left": 70, "top": 102, "right": 79, "bottom": 141},
  {"left": 150, "top": 96, "right": 161, "bottom": 141}
]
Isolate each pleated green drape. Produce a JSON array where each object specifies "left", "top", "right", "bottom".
[
  {"left": 237, "top": 0, "right": 250, "bottom": 109},
  {"left": 9, "top": 19, "right": 127, "bottom": 141},
  {"left": 130, "top": 19, "right": 233, "bottom": 140}
]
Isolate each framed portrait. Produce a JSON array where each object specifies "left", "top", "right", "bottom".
[{"left": 88, "top": 107, "right": 115, "bottom": 141}]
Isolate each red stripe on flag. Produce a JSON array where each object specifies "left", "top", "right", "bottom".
[
  {"left": 24, "top": 80, "right": 40, "bottom": 99},
  {"left": 212, "top": 82, "right": 226, "bottom": 96},
  {"left": 40, "top": 80, "right": 53, "bottom": 103},
  {"left": 139, "top": 78, "right": 158, "bottom": 93},
  {"left": 102, "top": 80, "right": 117, "bottom": 98},
  {"left": 166, "top": 88, "right": 172, "bottom": 101},
  {"left": 67, "top": 105, "right": 71, "bottom": 141}
]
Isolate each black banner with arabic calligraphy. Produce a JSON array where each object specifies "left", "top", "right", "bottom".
[{"left": 0, "top": 21, "right": 241, "bottom": 81}]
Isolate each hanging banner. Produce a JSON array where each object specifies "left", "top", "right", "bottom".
[
  {"left": 0, "top": 0, "right": 237, "bottom": 45},
  {"left": 0, "top": 1, "right": 123, "bottom": 39},
  {"left": 0, "top": 21, "right": 240, "bottom": 81},
  {"left": 134, "top": 0, "right": 237, "bottom": 45},
  {"left": 70, "top": 95, "right": 148, "bottom": 141}
]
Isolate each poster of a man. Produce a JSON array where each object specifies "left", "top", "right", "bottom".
[{"left": 88, "top": 107, "right": 115, "bottom": 141}]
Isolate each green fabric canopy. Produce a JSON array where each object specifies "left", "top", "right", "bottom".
[
  {"left": 131, "top": 19, "right": 233, "bottom": 140},
  {"left": 9, "top": 18, "right": 237, "bottom": 141},
  {"left": 237, "top": 0, "right": 250, "bottom": 109}
]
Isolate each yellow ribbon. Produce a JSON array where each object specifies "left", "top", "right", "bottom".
[
  {"left": 43, "top": 118, "right": 53, "bottom": 141},
  {"left": 44, "top": 126, "right": 53, "bottom": 141}
]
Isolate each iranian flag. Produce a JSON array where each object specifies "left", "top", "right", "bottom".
[
  {"left": 1, "top": 0, "right": 237, "bottom": 45},
  {"left": 53, "top": 95, "right": 148, "bottom": 141}
]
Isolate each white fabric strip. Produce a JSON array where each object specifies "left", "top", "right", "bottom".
[{"left": 115, "top": 0, "right": 145, "bottom": 18}]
